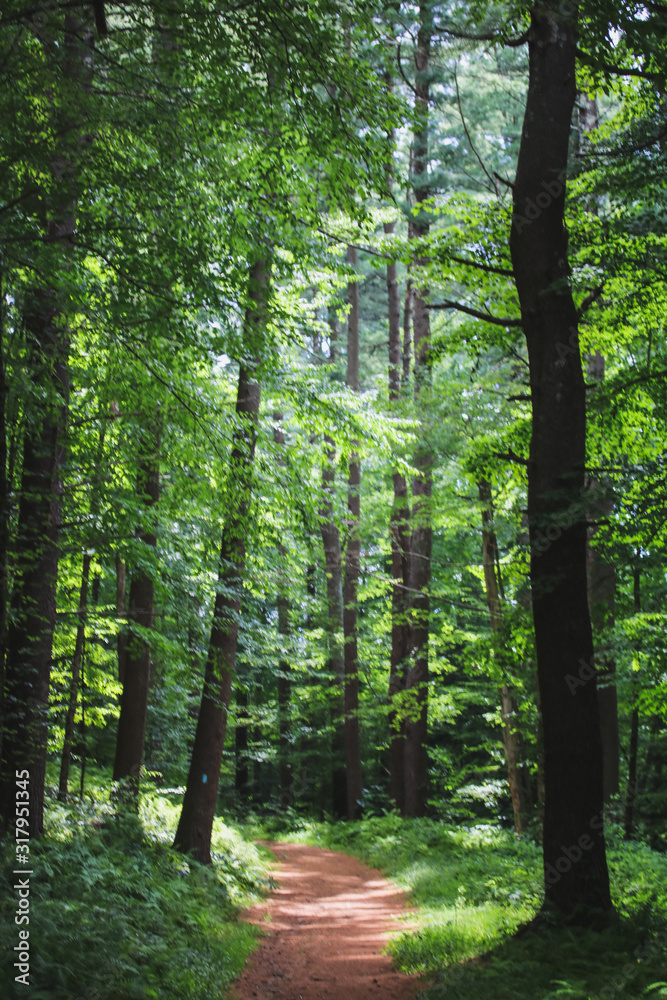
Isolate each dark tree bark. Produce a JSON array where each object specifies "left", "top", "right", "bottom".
[
  {"left": 343, "top": 246, "right": 363, "bottom": 819},
  {"left": 0, "top": 273, "right": 8, "bottom": 764},
  {"left": 404, "top": 0, "right": 433, "bottom": 818},
  {"left": 113, "top": 421, "right": 160, "bottom": 806},
  {"left": 273, "top": 415, "right": 293, "bottom": 806},
  {"left": 509, "top": 1, "right": 611, "bottom": 916},
  {"left": 624, "top": 564, "right": 641, "bottom": 839},
  {"left": 116, "top": 554, "right": 127, "bottom": 685},
  {"left": 0, "top": 8, "right": 94, "bottom": 837},
  {"left": 174, "top": 258, "right": 267, "bottom": 863},
  {"left": 478, "top": 479, "right": 528, "bottom": 834},
  {"left": 0, "top": 292, "right": 69, "bottom": 836}
]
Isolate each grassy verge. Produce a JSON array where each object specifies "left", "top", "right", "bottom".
[
  {"left": 1, "top": 783, "right": 269, "bottom": 1000},
  {"left": 271, "top": 813, "right": 667, "bottom": 1000}
]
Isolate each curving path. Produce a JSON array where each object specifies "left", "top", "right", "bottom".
[{"left": 231, "top": 841, "right": 424, "bottom": 1000}]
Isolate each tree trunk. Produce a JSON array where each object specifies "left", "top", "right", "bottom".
[
  {"left": 273, "top": 415, "right": 293, "bottom": 807},
  {"left": 587, "top": 526, "right": 619, "bottom": 804},
  {"left": 0, "top": 301, "right": 69, "bottom": 837},
  {"left": 174, "top": 257, "right": 267, "bottom": 863},
  {"left": 116, "top": 554, "right": 127, "bottom": 685},
  {"left": 386, "top": 197, "right": 410, "bottom": 811},
  {"left": 0, "top": 272, "right": 8, "bottom": 765},
  {"left": 478, "top": 479, "right": 528, "bottom": 834},
  {"left": 59, "top": 426, "right": 106, "bottom": 800},
  {"left": 113, "top": 421, "right": 160, "bottom": 807},
  {"left": 343, "top": 245, "right": 363, "bottom": 819},
  {"left": 624, "top": 565, "right": 641, "bottom": 839},
  {"left": 0, "top": 9, "right": 94, "bottom": 837},
  {"left": 585, "top": 357, "right": 618, "bottom": 805},
  {"left": 578, "top": 94, "right": 619, "bottom": 806},
  {"left": 301, "top": 559, "right": 326, "bottom": 814},
  {"left": 320, "top": 437, "right": 347, "bottom": 819},
  {"left": 402, "top": 274, "right": 412, "bottom": 389},
  {"left": 509, "top": 1, "right": 611, "bottom": 916},
  {"left": 58, "top": 553, "right": 91, "bottom": 801},
  {"left": 234, "top": 686, "right": 250, "bottom": 802},
  {"left": 277, "top": 585, "right": 292, "bottom": 806},
  {"left": 404, "top": 1, "right": 433, "bottom": 818}
]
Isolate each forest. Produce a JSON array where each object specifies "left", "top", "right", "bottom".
[{"left": 0, "top": 0, "right": 666, "bottom": 998}]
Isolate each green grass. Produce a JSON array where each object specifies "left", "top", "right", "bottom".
[
  {"left": 4, "top": 784, "right": 666, "bottom": 1000},
  {"left": 1, "top": 783, "right": 269, "bottom": 1000},
  {"left": 281, "top": 814, "right": 667, "bottom": 1000}
]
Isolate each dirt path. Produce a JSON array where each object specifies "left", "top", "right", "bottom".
[{"left": 231, "top": 841, "right": 424, "bottom": 1000}]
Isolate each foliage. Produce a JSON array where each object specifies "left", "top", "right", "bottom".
[{"left": 0, "top": 782, "right": 269, "bottom": 1000}]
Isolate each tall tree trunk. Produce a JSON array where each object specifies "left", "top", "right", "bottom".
[
  {"left": 587, "top": 511, "right": 619, "bottom": 804},
  {"left": 320, "top": 436, "right": 347, "bottom": 819},
  {"left": 58, "top": 553, "right": 91, "bottom": 801},
  {"left": 234, "top": 685, "right": 250, "bottom": 802},
  {"left": 509, "top": 1, "right": 611, "bottom": 916},
  {"left": 113, "top": 420, "right": 160, "bottom": 806},
  {"left": 0, "top": 9, "right": 94, "bottom": 837},
  {"left": 302, "top": 559, "right": 327, "bottom": 814},
  {"left": 59, "top": 426, "right": 106, "bottom": 800},
  {"left": 0, "top": 271, "right": 8, "bottom": 764},
  {"left": 386, "top": 189, "right": 410, "bottom": 811},
  {"left": 624, "top": 564, "right": 641, "bottom": 839},
  {"left": 277, "top": 586, "right": 292, "bottom": 805},
  {"left": 343, "top": 246, "right": 363, "bottom": 819},
  {"left": 273, "top": 415, "right": 293, "bottom": 807},
  {"left": 317, "top": 316, "right": 347, "bottom": 819},
  {"left": 116, "top": 554, "right": 127, "bottom": 685},
  {"left": 478, "top": 479, "right": 528, "bottom": 834},
  {"left": 404, "top": 1, "right": 433, "bottom": 818},
  {"left": 174, "top": 257, "right": 267, "bottom": 863},
  {"left": 578, "top": 94, "right": 619, "bottom": 805},
  {"left": 402, "top": 274, "right": 412, "bottom": 389}
]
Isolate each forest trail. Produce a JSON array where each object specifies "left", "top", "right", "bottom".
[{"left": 231, "top": 841, "right": 424, "bottom": 1000}]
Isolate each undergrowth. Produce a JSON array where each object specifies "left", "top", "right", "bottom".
[
  {"left": 274, "top": 813, "right": 667, "bottom": 1000},
  {"left": 0, "top": 786, "right": 269, "bottom": 1000}
]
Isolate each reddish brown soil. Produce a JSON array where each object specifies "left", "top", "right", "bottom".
[{"left": 231, "top": 841, "right": 424, "bottom": 1000}]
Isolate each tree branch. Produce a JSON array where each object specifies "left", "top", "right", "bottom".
[
  {"left": 577, "top": 283, "right": 604, "bottom": 319},
  {"left": 428, "top": 299, "right": 522, "bottom": 327},
  {"left": 446, "top": 253, "right": 514, "bottom": 277},
  {"left": 433, "top": 23, "right": 529, "bottom": 47},
  {"left": 494, "top": 449, "right": 528, "bottom": 466}
]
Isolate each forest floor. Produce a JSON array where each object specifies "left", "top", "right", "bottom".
[{"left": 230, "top": 841, "right": 426, "bottom": 1000}]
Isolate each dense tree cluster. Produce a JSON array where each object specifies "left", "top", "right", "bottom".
[{"left": 1, "top": 0, "right": 666, "bottom": 920}]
